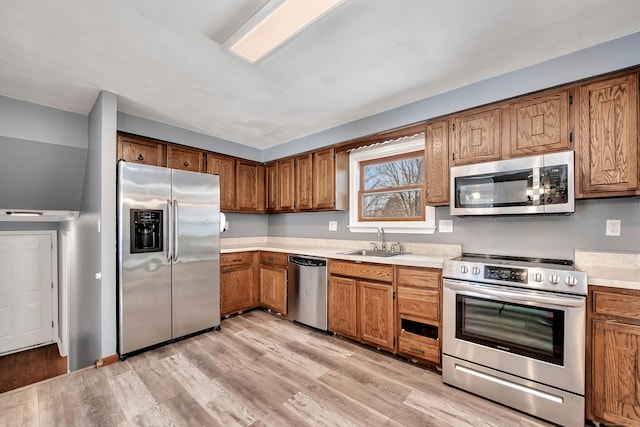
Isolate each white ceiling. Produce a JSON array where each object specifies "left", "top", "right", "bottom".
[{"left": 1, "top": 0, "right": 640, "bottom": 150}]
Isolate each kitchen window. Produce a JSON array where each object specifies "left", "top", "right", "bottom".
[{"left": 348, "top": 134, "right": 436, "bottom": 234}]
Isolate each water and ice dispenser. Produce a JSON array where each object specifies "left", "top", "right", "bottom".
[{"left": 130, "top": 209, "right": 163, "bottom": 253}]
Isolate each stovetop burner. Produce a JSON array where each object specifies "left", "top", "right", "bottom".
[{"left": 460, "top": 252, "right": 573, "bottom": 266}]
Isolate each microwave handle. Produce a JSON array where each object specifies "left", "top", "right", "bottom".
[{"left": 444, "top": 280, "right": 585, "bottom": 309}]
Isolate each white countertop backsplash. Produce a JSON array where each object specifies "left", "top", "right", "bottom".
[
  {"left": 221, "top": 236, "right": 462, "bottom": 269},
  {"left": 575, "top": 250, "right": 640, "bottom": 290}
]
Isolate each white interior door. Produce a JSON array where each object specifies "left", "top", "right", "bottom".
[{"left": 0, "top": 233, "right": 53, "bottom": 355}]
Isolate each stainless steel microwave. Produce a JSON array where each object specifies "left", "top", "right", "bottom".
[{"left": 450, "top": 151, "right": 574, "bottom": 216}]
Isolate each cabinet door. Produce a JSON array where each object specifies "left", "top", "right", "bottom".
[
  {"left": 313, "top": 148, "right": 335, "bottom": 209},
  {"left": 578, "top": 73, "right": 638, "bottom": 196},
  {"left": 266, "top": 162, "right": 279, "bottom": 212},
  {"left": 260, "top": 266, "right": 287, "bottom": 314},
  {"left": 220, "top": 264, "right": 255, "bottom": 316},
  {"left": 510, "top": 91, "right": 570, "bottom": 156},
  {"left": 167, "top": 145, "right": 205, "bottom": 172},
  {"left": 359, "top": 280, "right": 394, "bottom": 351},
  {"left": 207, "top": 153, "right": 235, "bottom": 211},
  {"left": 425, "top": 120, "right": 449, "bottom": 205},
  {"left": 278, "top": 158, "right": 296, "bottom": 211},
  {"left": 296, "top": 154, "right": 313, "bottom": 210},
  {"left": 451, "top": 107, "right": 501, "bottom": 165},
  {"left": 236, "top": 160, "right": 265, "bottom": 212},
  {"left": 117, "top": 134, "right": 166, "bottom": 167},
  {"left": 592, "top": 320, "right": 640, "bottom": 425},
  {"left": 328, "top": 276, "right": 357, "bottom": 339}
]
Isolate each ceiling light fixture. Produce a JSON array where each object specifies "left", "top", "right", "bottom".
[{"left": 224, "top": 0, "right": 344, "bottom": 64}]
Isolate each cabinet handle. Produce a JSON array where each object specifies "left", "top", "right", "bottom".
[
  {"left": 409, "top": 347, "right": 425, "bottom": 355},
  {"left": 137, "top": 154, "right": 144, "bottom": 161},
  {"left": 184, "top": 161, "right": 189, "bottom": 167}
]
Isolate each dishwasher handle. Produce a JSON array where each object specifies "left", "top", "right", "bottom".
[{"left": 288, "top": 255, "right": 327, "bottom": 267}]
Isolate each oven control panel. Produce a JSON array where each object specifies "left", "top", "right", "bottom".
[
  {"left": 443, "top": 256, "right": 588, "bottom": 296},
  {"left": 484, "top": 266, "right": 528, "bottom": 283}
]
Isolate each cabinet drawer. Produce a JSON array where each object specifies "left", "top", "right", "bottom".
[
  {"left": 397, "top": 287, "right": 439, "bottom": 322},
  {"left": 593, "top": 290, "right": 640, "bottom": 320},
  {"left": 329, "top": 260, "right": 393, "bottom": 282},
  {"left": 398, "top": 331, "right": 440, "bottom": 364},
  {"left": 396, "top": 266, "right": 441, "bottom": 289},
  {"left": 221, "top": 252, "right": 254, "bottom": 267},
  {"left": 260, "top": 251, "right": 288, "bottom": 267}
]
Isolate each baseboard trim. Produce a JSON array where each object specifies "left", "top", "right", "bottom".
[{"left": 95, "top": 354, "right": 119, "bottom": 368}]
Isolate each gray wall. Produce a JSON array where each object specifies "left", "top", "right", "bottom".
[
  {"left": 267, "top": 198, "right": 640, "bottom": 261},
  {"left": 264, "top": 31, "right": 640, "bottom": 262},
  {"left": 264, "top": 31, "right": 640, "bottom": 161},
  {"left": 118, "top": 112, "right": 263, "bottom": 162},
  {"left": 0, "top": 96, "right": 88, "bottom": 212},
  {"left": 67, "top": 91, "right": 118, "bottom": 370},
  {"left": 221, "top": 213, "right": 269, "bottom": 237}
]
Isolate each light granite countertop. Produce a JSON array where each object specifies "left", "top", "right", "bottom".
[
  {"left": 575, "top": 250, "right": 640, "bottom": 290},
  {"left": 221, "top": 237, "right": 462, "bottom": 269}
]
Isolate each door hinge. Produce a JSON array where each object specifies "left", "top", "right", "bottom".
[
  {"left": 570, "top": 132, "right": 574, "bottom": 143},
  {"left": 51, "top": 321, "right": 54, "bottom": 328},
  {"left": 392, "top": 291, "right": 396, "bottom": 299},
  {"left": 51, "top": 281, "right": 54, "bottom": 289},
  {"left": 452, "top": 123, "right": 456, "bottom": 132},
  {"left": 393, "top": 337, "right": 396, "bottom": 346},
  {"left": 452, "top": 153, "right": 456, "bottom": 161},
  {"left": 569, "top": 95, "right": 573, "bottom": 105}
]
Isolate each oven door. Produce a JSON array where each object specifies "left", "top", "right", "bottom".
[{"left": 442, "top": 278, "right": 585, "bottom": 394}]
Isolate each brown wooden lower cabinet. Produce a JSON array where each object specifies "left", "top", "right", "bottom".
[
  {"left": 328, "top": 260, "right": 395, "bottom": 352},
  {"left": 396, "top": 266, "right": 442, "bottom": 366},
  {"left": 259, "top": 251, "right": 288, "bottom": 314},
  {"left": 588, "top": 285, "right": 640, "bottom": 425},
  {"left": 220, "top": 252, "right": 258, "bottom": 316}
]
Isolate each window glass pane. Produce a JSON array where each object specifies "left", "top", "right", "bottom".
[
  {"left": 363, "top": 156, "right": 423, "bottom": 190},
  {"left": 362, "top": 190, "right": 422, "bottom": 218}
]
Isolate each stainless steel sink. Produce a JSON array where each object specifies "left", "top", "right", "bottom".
[{"left": 338, "top": 249, "right": 406, "bottom": 257}]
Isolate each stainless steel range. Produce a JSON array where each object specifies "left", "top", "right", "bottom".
[{"left": 442, "top": 254, "right": 587, "bottom": 427}]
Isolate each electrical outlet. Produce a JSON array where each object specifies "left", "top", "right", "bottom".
[
  {"left": 606, "top": 219, "right": 621, "bottom": 236},
  {"left": 329, "top": 221, "right": 337, "bottom": 231},
  {"left": 439, "top": 219, "right": 453, "bottom": 233}
]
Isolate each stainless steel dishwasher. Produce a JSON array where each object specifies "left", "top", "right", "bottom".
[{"left": 287, "top": 255, "right": 328, "bottom": 331}]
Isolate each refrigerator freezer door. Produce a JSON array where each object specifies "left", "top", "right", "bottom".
[
  {"left": 171, "top": 169, "right": 220, "bottom": 338},
  {"left": 118, "top": 162, "right": 172, "bottom": 355}
]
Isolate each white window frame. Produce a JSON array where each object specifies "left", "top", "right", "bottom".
[{"left": 347, "top": 135, "right": 436, "bottom": 234}]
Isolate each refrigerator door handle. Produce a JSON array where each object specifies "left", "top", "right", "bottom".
[
  {"left": 166, "top": 199, "right": 173, "bottom": 262},
  {"left": 173, "top": 199, "right": 179, "bottom": 262}
]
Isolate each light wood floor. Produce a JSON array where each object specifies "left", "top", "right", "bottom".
[{"left": 0, "top": 310, "right": 554, "bottom": 426}]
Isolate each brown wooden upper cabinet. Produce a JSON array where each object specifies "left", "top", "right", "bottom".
[
  {"left": 167, "top": 145, "right": 205, "bottom": 172},
  {"left": 450, "top": 106, "right": 502, "bottom": 166},
  {"left": 295, "top": 153, "right": 313, "bottom": 210},
  {"left": 313, "top": 148, "right": 348, "bottom": 210},
  {"left": 265, "top": 162, "right": 279, "bottom": 212},
  {"left": 576, "top": 72, "right": 639, "bottom": 198},
  {"left": 509, "top": 90, "right": 571, "bottom": 157},
  {"left": 278, "top": 158, "right": 296, "bottom": 211},
  {"left": 207, "top": 153, "right": 236, "bottom": 211},
  {"left": 117, "top": 134, "right": 167, "bottom": 167},
  {"left": 425, "top": 120, "right": 449, "bottom": 205},
  {"left": 235, "top": 160, "right": 265, "bottom": 212}
]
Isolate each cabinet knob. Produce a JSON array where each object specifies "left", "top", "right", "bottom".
[
  {"left": 184, "top": 161, "right": 189, "bottom": 167},
  {"left": 137, "top": 154, "right": 144, "bottom": 161}
]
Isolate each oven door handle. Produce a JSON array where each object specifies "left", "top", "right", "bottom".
[{"left": 444, "top": 280, "right": 585, "bottom": 308}]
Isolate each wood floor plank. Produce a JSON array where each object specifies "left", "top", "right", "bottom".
[
  {"left": 107, "top": 370, "right": 168, "bottom": 424},
  {"left": 0, "top": 386, "right": 39, "bottom": 427},
  {"left": 0, "top": 309, "right": 560, "bottom": 427},
  {"left": 161, "top": 352, "right": 257, "bottom": 426}
]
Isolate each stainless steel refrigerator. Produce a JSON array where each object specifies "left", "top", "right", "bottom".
[{"left": 117, "top": 161, "right": 220, "bottom": 359}]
